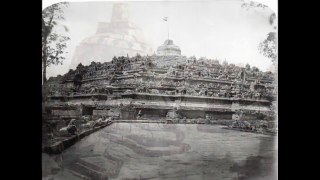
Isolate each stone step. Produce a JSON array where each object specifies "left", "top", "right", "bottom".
[
  {"left": 78, "top": 159, "right": 106, "bottom": 172},
  {"left": 69, "top": 162, "right": 107, "bottom": 180},
  {"left": 65, "top": 168, "right": 91, "bottom": 180}
]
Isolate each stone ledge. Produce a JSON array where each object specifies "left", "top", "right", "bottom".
[{"left": 43, "top": 122, "right": 113, "bottom": 154}]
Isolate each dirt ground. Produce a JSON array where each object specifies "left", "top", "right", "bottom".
[{"left": 42, "top": 123, "right": 277, "bottom": 180}]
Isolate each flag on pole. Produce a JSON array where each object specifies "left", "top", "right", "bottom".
[{"left": 163, "top": 17, "right": 169, "bottom": 40}]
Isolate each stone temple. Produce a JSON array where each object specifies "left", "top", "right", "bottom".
[
  {"left": 45, "top": 38, "right": 276, "bottom": 124},
  {"left": 42, "top": 4, "right": 277, "bottom": 179}
]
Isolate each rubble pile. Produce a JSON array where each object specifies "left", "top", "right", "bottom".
[{"left": 42, "top": 116, "right": 112, "bottom": 149}]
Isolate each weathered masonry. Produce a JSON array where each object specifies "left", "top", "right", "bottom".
[{"left": 44, "top": 39, "right": 276, "bottom": 122}]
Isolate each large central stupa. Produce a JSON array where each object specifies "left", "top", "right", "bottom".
[
  {"left": 70, "top": 3, "right": 153, "bottom": 68},
  {"left": 157, "top": 39, "right": 181, "bottom": 56}
]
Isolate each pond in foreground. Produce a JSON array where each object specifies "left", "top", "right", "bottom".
[{"left": 42, "top": 123, "right": 277, "bottom": 180}]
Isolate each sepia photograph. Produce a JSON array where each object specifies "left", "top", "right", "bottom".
[{"left": 42, "top": 0, "right": 278, "bottom": 179}]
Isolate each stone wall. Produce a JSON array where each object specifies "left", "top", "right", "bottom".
[
  {"left": 92, "top": 109, "right": 120, "bottom": 118},
  {"left": 137, "top": 108, "right": 168, "bottom": 120},
  {"left": 120, "top": 110, "right": 136, "bottom": 120},
  {"left": 178, "top": 110, "right": 233, "bottom": 120},
  {"left": 51, "top": 110, "right": 81, "bottom": 117},
  {"left": 45, "top": 53, "right": 275, "bottom": 123}
]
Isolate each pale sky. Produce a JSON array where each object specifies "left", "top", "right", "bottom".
[{"left": 46, "top": 0, "right": 277, "bottom": 77}]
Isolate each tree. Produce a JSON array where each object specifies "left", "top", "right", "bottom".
[
  {"left": 258, "top": 32, "right": 277, "bottom": 63},
  {"left": 240, "top": 1, "right": 277, "bottom": 63},
  {"left": 240, "top": 0, "right": 268, "bottom": 10},
  {"left": 42, "top": 2, "right": 70, "bottom": 84},
  {"left": 260, "top": 10, "right": 277, "bottom": 63}
]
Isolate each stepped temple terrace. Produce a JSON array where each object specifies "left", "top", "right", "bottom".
[{"left": 43, "top": 39, "right": 276, "bottom": 131}]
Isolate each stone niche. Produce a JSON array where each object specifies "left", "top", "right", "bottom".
[
  {"left": 82, "top": 106, "right": 96, "bottom": 116},
  {"left": 120, "top": 109, "right": 136, "bottom": 120}
]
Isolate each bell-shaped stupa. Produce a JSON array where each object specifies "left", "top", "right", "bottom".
[{"left": 157, "top": 39, "right": 181, "bottom": 56}]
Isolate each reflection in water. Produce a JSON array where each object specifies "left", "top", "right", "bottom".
[{"left": 42, "top": 123, "right": 277, "bottom": 180}]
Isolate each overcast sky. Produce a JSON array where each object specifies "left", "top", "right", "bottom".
[{"left": 46, "top": 0, "right": 276, "bottom": 77}]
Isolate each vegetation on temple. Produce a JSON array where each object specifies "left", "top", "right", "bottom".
[
  {"left": 240, "top": 0, "right": 277, "bottom": 63},
  {"left": 259, "top": 32, "right": 277, "bottom": 63}
]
